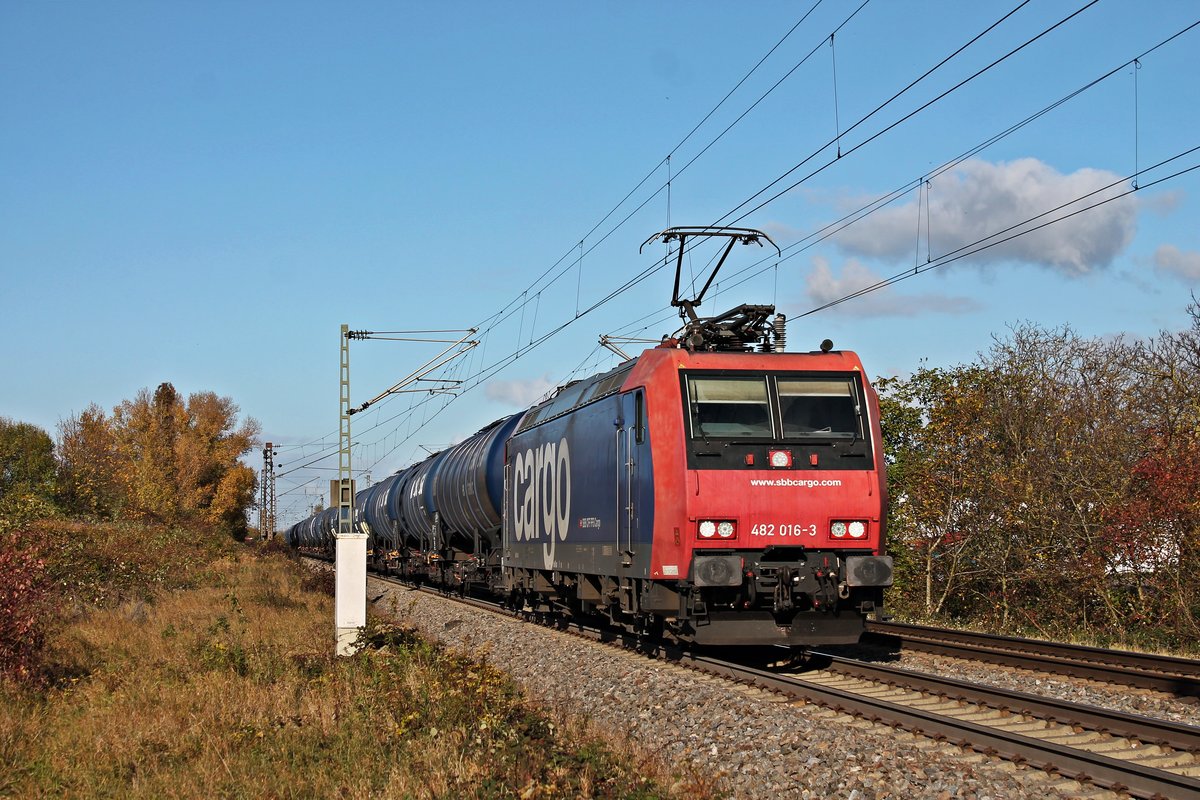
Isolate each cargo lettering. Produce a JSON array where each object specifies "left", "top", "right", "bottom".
[{"left": 512, "top": 438, "right": 571, "bottom": 568}]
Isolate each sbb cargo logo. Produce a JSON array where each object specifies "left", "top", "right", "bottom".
[{"left": 512, "top": 438, "right": 571, "bottom": 569}]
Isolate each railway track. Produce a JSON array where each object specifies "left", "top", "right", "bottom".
[
  {"left": 359, "top": 572, "right": 1200, "bottom": 800},
  {"left": 864, "top": 620, "right": 1200, "bottom": 700},
  {"left": 776, "top": 652, "right": 1200, "bottom": 800},
  {"left": 659, "top": 640, "right": 1200, "bottom": 799}
]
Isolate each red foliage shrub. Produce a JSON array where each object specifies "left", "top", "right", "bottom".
[
  {"left": 0, "top": 529, "right": 50, "bottom": 681},
  {"left": 1105, "top": 434, "right": 1200, "bottom": 568}
]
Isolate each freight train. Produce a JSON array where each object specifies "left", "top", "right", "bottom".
[{"left": 288, "top": 227, "right": 893, "bottom": 647}]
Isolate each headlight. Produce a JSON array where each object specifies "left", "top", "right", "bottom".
[
  {"left": 831, "top": 520, "right": 868, "bottom": 539},
  {"left": 698, "top": 519, "right": 736, "bottom": 540},
  {"left": 769, "top": 449, "right": 792, "bottom": 468}
]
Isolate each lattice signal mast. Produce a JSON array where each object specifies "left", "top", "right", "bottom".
[{"left": 259, "top": 442, "right": 277, "bottom": 539}]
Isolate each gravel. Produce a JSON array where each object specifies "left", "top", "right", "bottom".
[{"left": 367, "top": 577, "right": 1124, "bottom": 799}]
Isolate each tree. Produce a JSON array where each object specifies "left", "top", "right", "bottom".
[
  {"left": 58, "top": 383, "right": 260, "bottom": 536},
  {"left": 1103, "top": 299, "right": 1200, "bottom": 643},
  {"left": 57, "top": 404, "right": 123, "bottom": 518},
  {"left": 0, "top": 419, "right": 55, "bottom": 680},
  {"left": 112, "top": 383, "right": 185, "bottom": 520},
  {"left": 175, "top": 391, "right": 259, "bottom": 538},
  {"left": 1104, "top": 434, "right": 1200, "bottom": 641},
  {"left": 877, "top": 365, "right": 1002, "bottom": 618},
  {"left": 973, "top": 324, "right": 1141, "bottom": 632},
  {"left": 879, "top": 324, "right": 1143, "bottom": 633},
  {"left": 878, "top": 308, "right": 1200, "bottom": 646},
  {"left": 0, "top": 417, "right": 56, "bottom": 505}
]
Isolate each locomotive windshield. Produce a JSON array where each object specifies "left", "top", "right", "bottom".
[
  {"left": 686, "top": 376, "right": 773, "bottom": 438},
  {"left": 779, "top": 378, "right": 859, "bottom": 439},
  {"left": 684, "top": 372, "right": 866, "bottom": 441}
]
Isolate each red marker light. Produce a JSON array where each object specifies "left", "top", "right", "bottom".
[
  {"left": 810, "top": 453, "right": 819, "bottom": 466},
  {"left": 744, "top": 453, "right": 755, "bottom": 466}
]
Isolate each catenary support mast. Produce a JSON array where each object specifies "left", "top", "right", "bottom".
[
  {"left": 332, "top": 324, "right": 478, "bottom": 657},
  {"left": 259, "top": 443, "right": 277, "bottom": 539},
  {"left": 334, "top": 325, "right": 365, "bottom": 656}
]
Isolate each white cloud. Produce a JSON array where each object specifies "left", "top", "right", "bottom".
[
  {"left": 1143, "top": 190, "right": 1184, "bottom": 216},
  {"left": 833, "top": 158, "right": 1138, "bottom": 276},
  {"left": 484, "top": 374, "right": 556, "bottom": 408},
  {"left": 761, "top": 220, "right": 805, "bottom": 244},
  {"left": 1154, "top": 244, "right": 1200, "bottom": 282},
  {"left": 804, "top": 256, "right": 981, "bottom": 318}
]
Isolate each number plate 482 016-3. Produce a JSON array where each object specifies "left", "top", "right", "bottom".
[{"left": 749, "top": 523, "right": 817, "bottom": 538}]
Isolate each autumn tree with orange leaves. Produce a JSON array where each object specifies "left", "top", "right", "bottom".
[
  {"left": 56, "top": 404, "right": 122, "bottom": 518},
  {"left": 58, "top": 382, "right": 260, "bottom": 537}
]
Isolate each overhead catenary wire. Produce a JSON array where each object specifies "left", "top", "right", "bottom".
[
  {"left": 800, "top": 146, "right": 1200, "bottom": 316},
  {"left": 716, "top": 0, "right": 1092, "bottom": 227},
  {"left": 464, "top": 0, "right": 835, "bottom": 339},
  {"left": 448, "top": 0, "right": 878, "bottom": 363},
  {"left": 605, "top": 150, "right": 1200, "bottom": 348},
  {"left": 272, "top": 1, "right": 961, "bottom": 482},
  {"left": 460, "top": 0, "right": 1051, "bottom": 358},
  {"left": 275, "top": 7, "right": 1199, "bottom": 523},
  {"left": 285, "top": 7, "right": 989, "bottom": 490},
  {"left": 603, "top": 16, "right": 1200, "bottom": 341},
  {"left": 711, "top": 18, "right": 1200, "bottom": 308}
]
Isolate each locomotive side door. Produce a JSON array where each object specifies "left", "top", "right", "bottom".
[{"left": 616, "top": 390, "right": 646, "bottom": 568}]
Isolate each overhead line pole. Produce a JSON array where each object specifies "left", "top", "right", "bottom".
[
  {"left": 259, "top": 442, "right": 277, "bottom": 540},
  {"left": 335, "top": 324, "right": 363, "bottom": 657},
  {"left": 333, "top": 324, "right": 478, "bottom": 657}
]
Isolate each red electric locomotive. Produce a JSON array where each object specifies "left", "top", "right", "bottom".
[{"left": 501, "top": 228, "right": 892, "bottom": 646}]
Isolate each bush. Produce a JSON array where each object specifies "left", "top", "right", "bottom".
[
  {"left": 0, "top": 529, "right": 49, "bottom": 681},
  {"left": 31, "top": 519, "right": 238, "bottom": 608},
  {"left": 0, "top": 557, "right": 702, "bottom": 798},
  {"left": 0, "top": 517, "right": 241, "bottom": 685},
  {"left": 300, "top": 567, "right": 335, "bottom": 597},
  {"left": 0, "top": 492, "right": 58, "bottom": 681},
  {"left": 254, "top": 536, "right": 294, "bottom": 559}
]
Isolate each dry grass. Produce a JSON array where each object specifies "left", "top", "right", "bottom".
[{"left": 0, "top": 550, "right": 717, "bottom": 799}]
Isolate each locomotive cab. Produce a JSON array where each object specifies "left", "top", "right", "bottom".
[{"left": 628, "top": 345, "right": 893, "bottom": 647}]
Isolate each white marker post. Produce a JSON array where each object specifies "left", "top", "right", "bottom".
[{"left": 334, "top": 478, "right": 366, "bottom": 656}]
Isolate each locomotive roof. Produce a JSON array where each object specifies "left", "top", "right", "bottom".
[
  {"left": 513, "top": 344, "right": 868, "bottom": 435},
  {"left": 515, "top": 358, "right": 637, "bottom": 434}
]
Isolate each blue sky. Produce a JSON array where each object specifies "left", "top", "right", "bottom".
[{"left": 3, "top": 1, "right": 1198, "bottom": 525}]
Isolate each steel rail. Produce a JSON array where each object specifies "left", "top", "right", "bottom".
[
  {"left": 865, "top": 620, "right": 1200, "bottom": 699},
  {"left": 807, "top": 651, "right": 1200, "bottom": 754}
]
